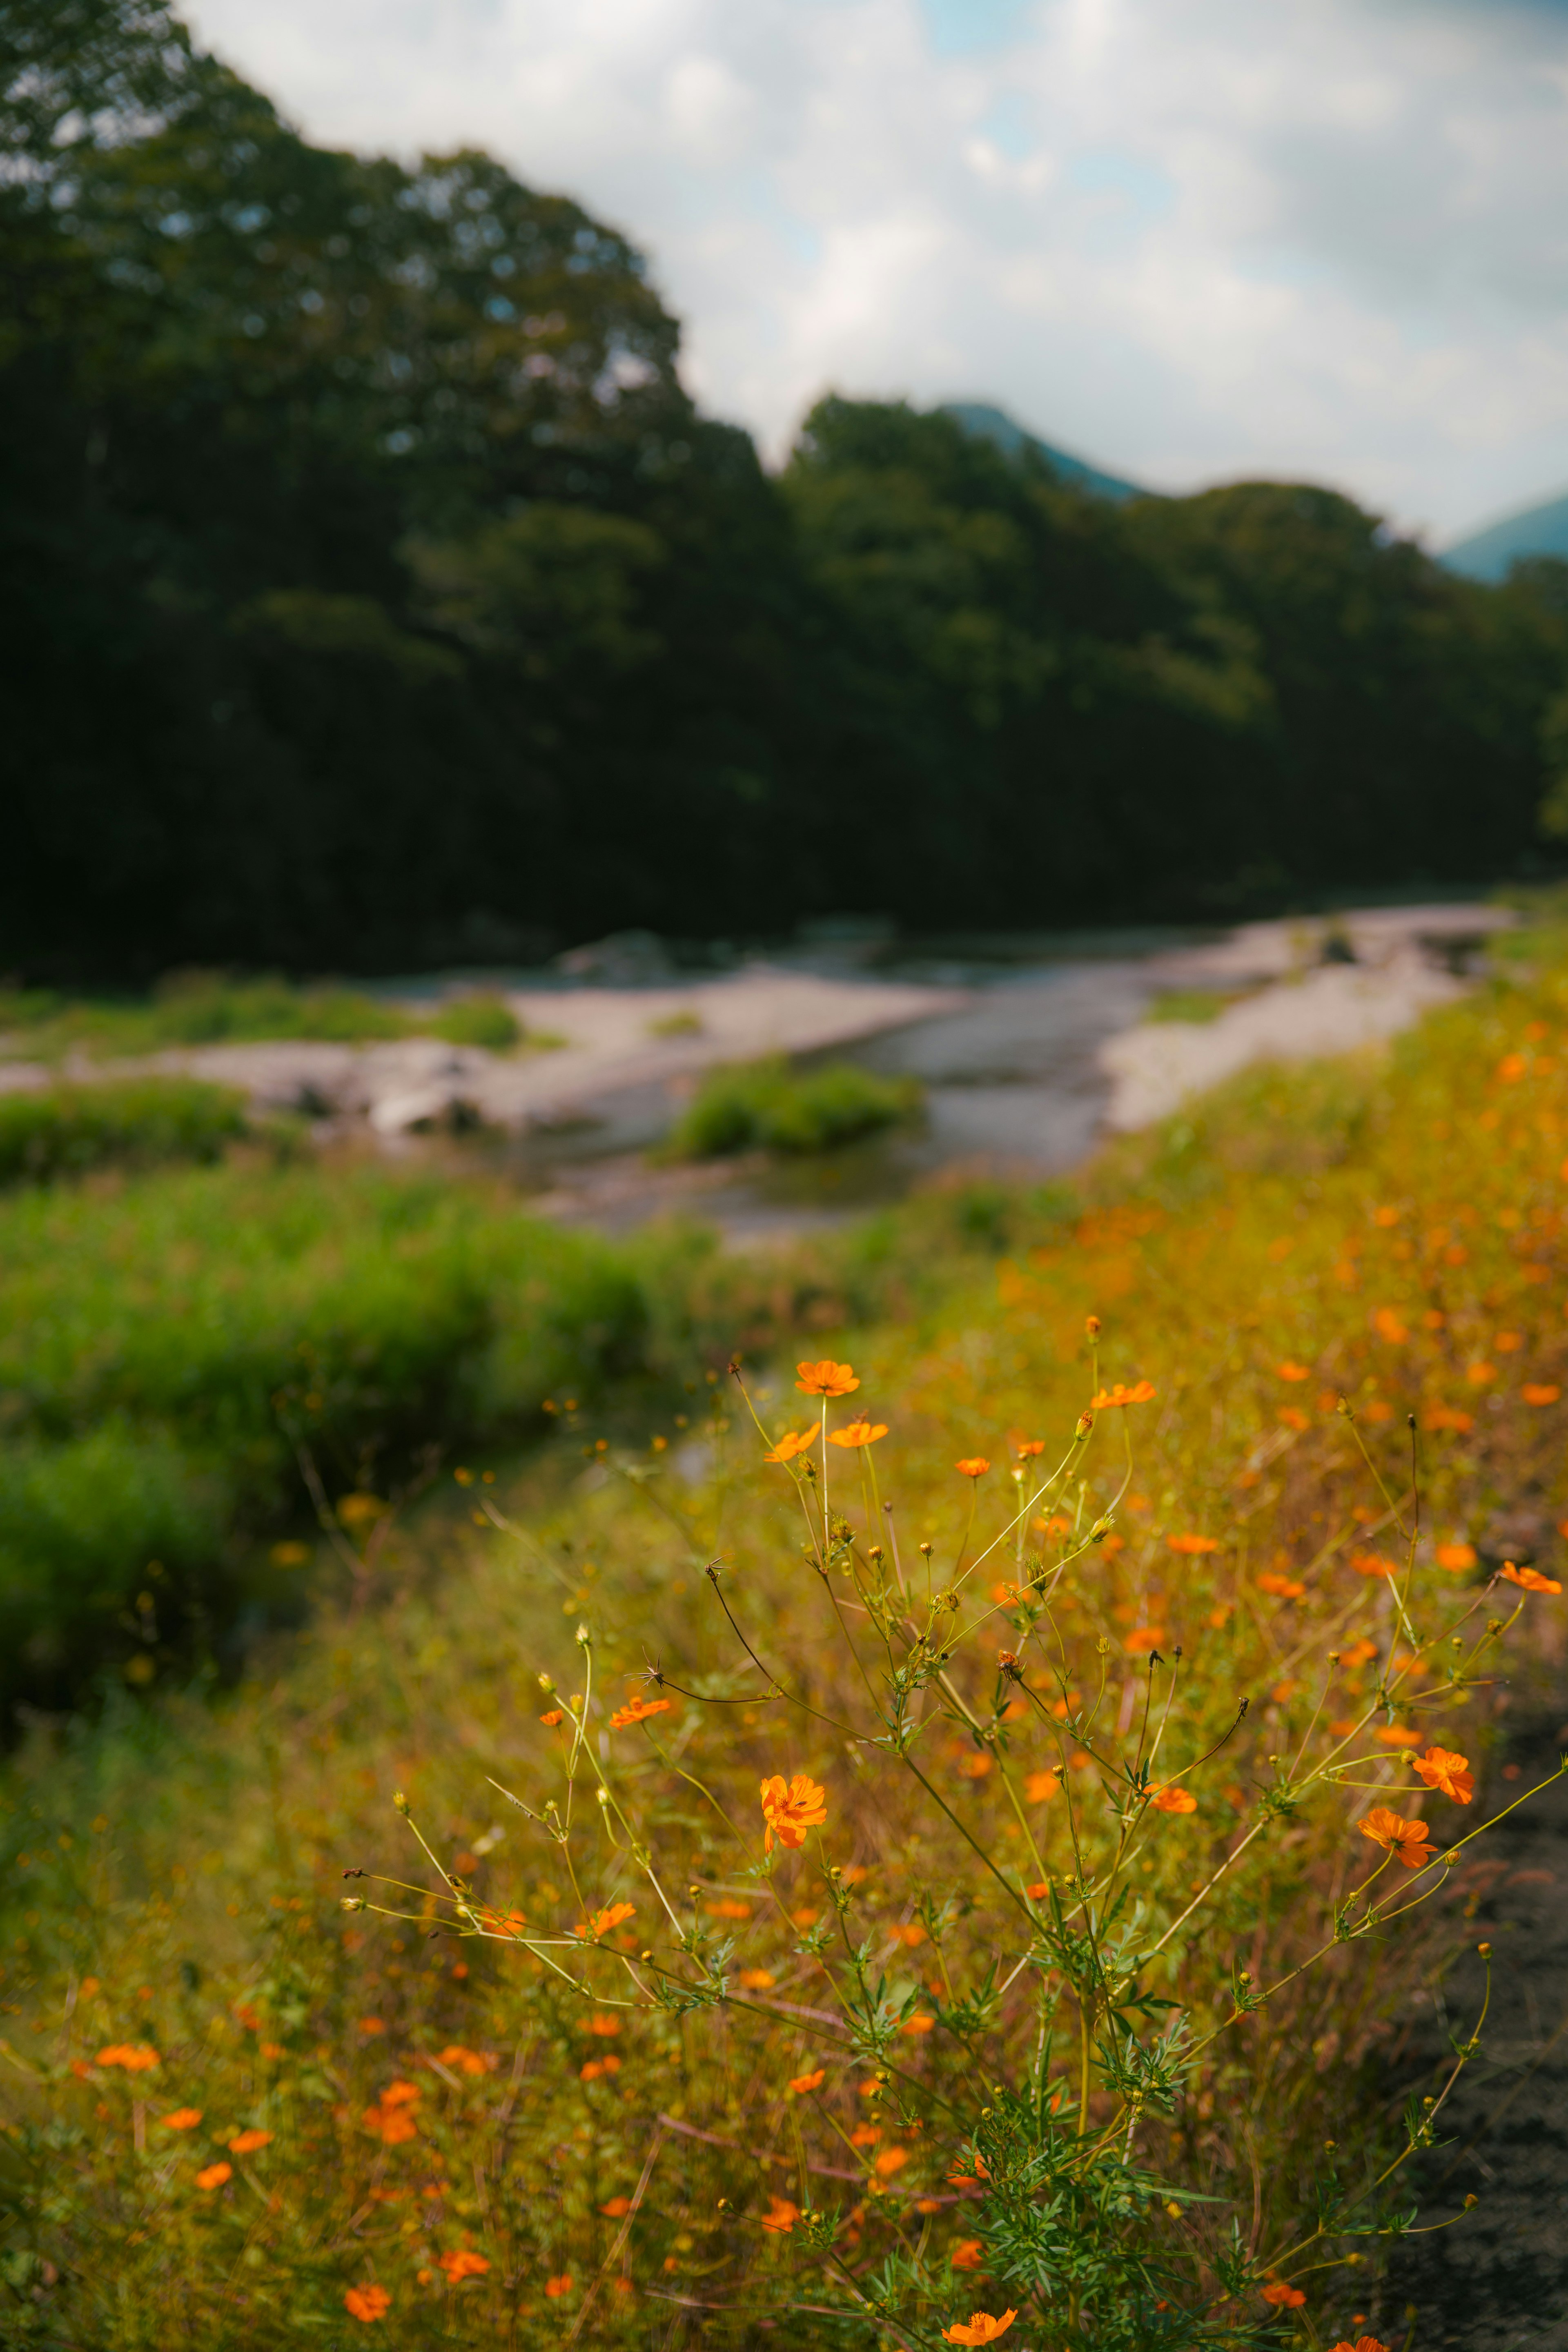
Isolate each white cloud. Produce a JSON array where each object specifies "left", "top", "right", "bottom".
[{"left": 183, "top": 0, "right": 1568, "bottom": 538}]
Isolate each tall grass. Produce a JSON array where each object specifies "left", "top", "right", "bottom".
[
  {"left": 1, "top": 959, "right": 1567, "bottom": 2343},
  {"left": 0, "top": 1080, "right": 248, "bottom": 1188}
]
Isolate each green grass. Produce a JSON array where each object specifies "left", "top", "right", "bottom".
[
  {"left": 0, "top": 976, "right": 555, "bottom": 1061},
  {"left": 0, "top": 1079, "right": 249, "bottom": 1187},
  {"left": 664, "top": 1056, "right": 923, "bottom": 1158},
  {"left": 1143, "top": 986, "right": 1253, "bottom": 1025}
]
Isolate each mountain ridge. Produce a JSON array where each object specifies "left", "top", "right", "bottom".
[{"left": 940, "top": 400, "right": 1148, "bottom": 503}]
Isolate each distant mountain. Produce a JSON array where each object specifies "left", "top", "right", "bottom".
[
  {"left": 942, "top": 401, "right": 1148, "bottom": 503},
  {"left": 1441, "top": 491, "right": 1568, "bottom": 583}
]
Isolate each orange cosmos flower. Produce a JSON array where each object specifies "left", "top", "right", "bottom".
[
  {"left": 1350, "top": 1550, "right": 1397, "bottom": 1579},
  {"left": 1125, "top": 1627, "right": 1164, "bottom": 1655},
  {"left": 738, "top": 1968, "right": 776, "bottom": 1991},
  {"left": 544, "top": 2274, "right": 573, "bottom": 2298},
  {"left": 1376, "top": 1725, "right": 1423, "bottom": 1748},
  {"left": 795, "top": 1360, "right": 859, "bottom": 1397},
  {"left": 829, "top": 1419, "right": 889, "bottom": 1449},
  {"left": 1424, "top": 1405, "right": 1473, "bottom": 1432},
  {"left": 1012, "top": 1437, "right": 1045, "bottom": 1457},
  {"left": 760, "top": 1773, "right": 827, "bottom": 1853},
  {"left": 1090, "top": 1381, "right": 1157, "bottom": 1408},
  {"left": 157, "top": 2108, "right": 203, "bottom": 2132},
  {"left": 609, "top": 1694, "right": 673, "bottom": 1730},
  {"left": 1465, "top": 1362, "right": 1495, "bottom": 1387},
  {"left": 195, "top": 2162, "right": 232, "bottom": 2191},
  {"left": 227, "top": 2129, "right": 272, "bottom": 2155},
  {"left": 1435, "top": 1541, "right": 1477, "bottom": 1571},
  {"left": 585, "top": 2016, "right": 621, "bottom": 2039},
  {"left": 788, "top": 2067, "right": 826, "bottom": 2095},
  {"left": 1024, "top": 1771, "right": 1059, "bottom": 1802},
  {"left": 1167, "top": 1533, "right": 1218, "bottom": 1555},
  {"left": 901, "top": 2013, "right": 935, "bottom": 2036},
  {"left": 1328, "top": 2339, "right": 1390, "bottom": 2352},
  {"left": 943, "top": 2310, "right": 1017, "bottom": 2344},
  {"left": 1359, "top": 1808, "right": 1433, "bottom": 1868},
  {"left": 1522, "top": 1383, "right": 1562, "bottom": 1406},
  {"left": 96, "top": 2043, "right": 160, "bottom": 2071},
  {"left": 1373, "top": 1310, "right": 1407, "bottom": 1345},
  {"left": 1501, "top": 1561, "right": 1562, "bottom": 1593},
  {"left": 1261, "top": 2281, "right": 1306, "bottom": 2308},
  {"left": 954, "top": 1457, "right": 991, "bottom": 1478},
  {"left": 764, "top": 1428, "right": 817, "bottom": 1463},
  {"left": 1256, "top": 1570, "right": 1305, "bottom": 1599},
  {"left": 1151, "top": 1786, "right": 1197, "bottom": 1814},
  {"left": 601, "top": 2196, "right": 632, "bottom": 2217},
  {"left": 438, "top": 2250, "right": 490, "bottom": 2283},
  {"left": 1276, "top": 1361, "right": 1311, "bottom": 1382},
  {"left": 874, "top": 2146, "right": 910, "bottom": 2178},
  {"left": 1025, "top": 1881, "right": 1050, "bottom": 1900},
  {"left": 951, "top": 2238, "right": 985, "bottom": 2270},
  {"left": 573, "top": 1901, "right": 636, "bottom": 1940},
  {"left": 1411, "top": 1746, "right": 1474, "bottom": 1804},
  {"left": 761, "top": 2195, "right": 800, "bottom": 2233},
  {"left": 439, "top": 2042, "right": 496, "bottom": 2071},
  {"left": 343, "top": 2284, "right": 391, "bottom": 2323},
  {"left": 539, "top": 1709, "right": 564, "bottom": 1727}
]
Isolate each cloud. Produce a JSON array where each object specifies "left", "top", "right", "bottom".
[{"left": 183, "top": 0, "right": 1568, "bottom": 538}]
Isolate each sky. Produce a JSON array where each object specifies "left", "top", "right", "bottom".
[{"left": 182, "top": 0, "right": 1568, "bottom": 544}]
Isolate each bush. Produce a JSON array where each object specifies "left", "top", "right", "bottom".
[
  {"left": 666, "top": 1056, "right": 923, "bottom": 1158},
  {"left": 0, "top": 1162, "right": 648, "bottom": 1712},
  {"left": 427, "top": 992, "right": 523, "bottom": 1051},
  {"left": 0, "top": 1078, "right": 248, "bottom": 1186}
]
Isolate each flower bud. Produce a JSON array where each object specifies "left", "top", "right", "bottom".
[
  {"left": 1085, "top": 1316, "right": 1101, "bottom": 1339},
  {"left": 538, "top": 1673, "right": 555, "bottom": 1694},
  {"left": 392, "top": 1790, "right": 409, "bottom": 1816},
  {"left": 341, "top": 1896, "right": 365, "bottom": 1911}
]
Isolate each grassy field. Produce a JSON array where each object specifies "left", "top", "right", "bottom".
[
  {"left": 0, "top": 976, "right": 540, "bottom": 1060},
  {"left": 1, "top": 944, "right": 1568, "bottom": 2346}
]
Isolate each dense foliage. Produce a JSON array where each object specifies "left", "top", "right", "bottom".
[{"left": 6, "top": 0, "right": 1568, "bottom": 980}]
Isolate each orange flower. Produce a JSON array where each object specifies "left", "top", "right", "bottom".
[
  {"left": 439, "top": 2041, "right": 497, "bottom": 2071},
  {"left": 343, "top": 2284, "right": 391, "bottom": 2323},
  {"left": 157, "top": 2108, "right": 203, "bottom": 2131},
  {"left": 585, "top": 2016, "right": 621, "bottom": 2039},
  {"left": 580, "top": 2055, "right": 621, "bottom": 2081},
  {"left": 1350, "top": 1550, "right": 1398, "bottom": 1579},
  {"left": 438, "top": 2250, "right": 490, "bottom": 2284},
  {"left": 1261, "top": 2281, "right": 1306, "bottom": 2309},
  {"left": 539, "top": 1709, "right": 564, "bottom": 1727},
  {"left": 1025, "top": 1881, "right": 1050, "bottom": 1900},
  {"left": 1373, "top": 1310, "right": 1408, "bottom": 1345},
  {"left": 738, "top": 1969, "right": 776, "bottom": 1991},
  {"left": 1151, "top": 1786, "right": 1197, "bottom": 1814},
  {"left": 761, "top": 2195, "right": 799, "bottom": 2233},
  {"left": 1090, "top": 1380, "right": 1157, "bottom": 1408},
  {"left": 1278, "top": 1406, "right": 1310, "bottom": 1430},
  {"left": 1125, "top": 1627, "right": 1164, "bottom": 1655},
  {"left": 1359, "top": 1808, "right": 1433, "bottom": 1868},
  {"left": 601, "top": 2196, "right": 633, "bottom": 2217},
  {"left": 829, "top": 1419, "right": 889, "bottom": 1450},
  {"left": 195, "top": 2162, "right": 232, "bottom": 2191},
  {"left": 1276, "top": 1361, "right": 1311, "bottom": 1382},
  {"left": 795, "top": 1360, "right": 859, "bottom": 1396},
  {"left": 96, "top": 2043, "right": 160, "bottom": 2072},
  {"left": 1424, "top": 1405, "right": 1473, "bottom": 1432},
  {"left": 1411, "top": 1746, "right": 1474, "bottom": 1804},
  {"left": 1328, "top": 2339, "right": 1391, "bottom": 2352},
  {"left": 764, "top": 1428, "right": 817, "bottom": 1463},
  {"left": 943, "top": 2310, "right": 1017, "bottom": 2344},
  {"left": 575, "top": 1901, "right": 636, "bottom": 1939},
  {"left": 956, "top": 1752, "right": 993, "bottom": 1780},
  {"left": 1024, "top": 1770, "right": 1059, "bottom": 1802},
  {"left": 874, "top": 2147, "right": 910, "bottom": 2178},
  {"left": 227, "top": 2128, "right": 272, "bottom": 2155},
  {"left": 1435, "top": 1541, "right": 1477, "bottom": 1571},
  {"left": 1167, "top": 1533, "right": 1218, "bottom": 1555},
  {"left": 1375, "top": 1724, "right": 1423, "bottom": 1748},
  {"left": 889, "top": 1922, "right": 927, "bottom": 1946},
  {"left": 544, "top": 2274, "right": 573, "bottom": 2298},
  {"left": 954, "top": 1457, "right": 991, "bottom": 1478},
  {"left": 951, "top": 2239, "right": 985, "bottom": 2271},
  {"left": 1501, "top": 1561, "right": 1562, "bottom": 1593},
  {"left": 1012, "top": 1437, "right": 1045, "bottom": 1457},
  {"left": 1256, "top": 1571, "right": 1305, "bottom": 1599},
  {"left": 1522, "top": 1383, "right": 1561, "bottom": 1406},
  {"left": 901, "top": 2013, "right": 935, "bottom": 2036},
  {"left": 1465, "top": 1361, "right": 1496, "bottom": 1387},
  {"left": 609, "top": 1694, "right": 673, "bottom": 1730},
  {"left": 788, "top": 2067, "right": 825, "bottom": 2095},
  {"left": 759, "top": 1773, "right": 828, "bottom": 1853}
]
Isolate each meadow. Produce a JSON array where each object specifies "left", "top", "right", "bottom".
[{"left": 1, "top": 938, "right": 1567, "bottom": 2348}]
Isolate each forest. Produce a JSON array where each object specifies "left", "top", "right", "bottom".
[{"left": 8, "top": 0, "right": 1568, "bottom": 980}]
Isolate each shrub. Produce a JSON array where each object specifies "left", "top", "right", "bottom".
[
  {"left": 666, "top": 1056, "right": 923, "bottom": 1158},
  {"left": 427, "top": 992, "right": 523, "bottom": 1051},
  {"left": 0, "top": 1078, "right": 248, "bottom": 1186}
]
